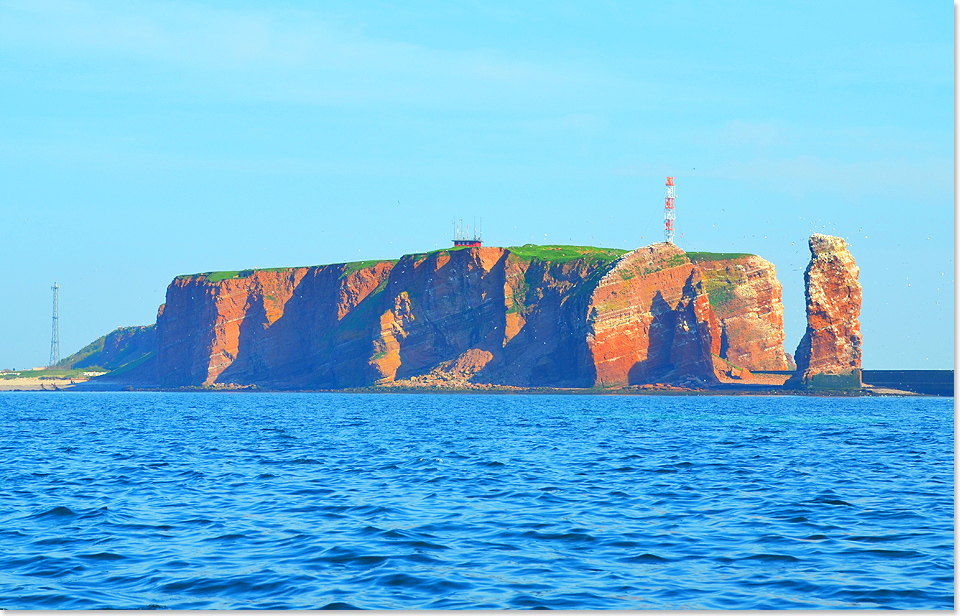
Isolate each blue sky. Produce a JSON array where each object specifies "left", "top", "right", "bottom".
[{"left": 0, "top": 1, "right": 953, "bottom": 370}]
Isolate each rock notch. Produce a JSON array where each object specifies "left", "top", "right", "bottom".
[{"left": 789, "top": 234, "right": 862, "bottom": 389}]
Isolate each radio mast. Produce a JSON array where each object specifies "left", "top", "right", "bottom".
[
  {"left": 664, "top": 176, "right": 676, "bottom": 243},
  {"left": 452, "top": 216, "right": 482, "bottom": 247},
  {"left": 49, "top": 282, "right": 60, "bottom": 367}
]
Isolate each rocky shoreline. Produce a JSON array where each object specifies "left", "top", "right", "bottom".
[{"left": 9, "top": 376, "right": 924, "bottom": 396}]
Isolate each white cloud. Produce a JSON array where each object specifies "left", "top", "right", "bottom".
[
  {"left": 703, "top": 155, "right": 953, "bottom": 203},
  {"left": 0, "top": 0, "right": 614, "bottom": 110}
]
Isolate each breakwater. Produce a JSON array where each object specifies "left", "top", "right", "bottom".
[{"left": 861, "top": 370, "right": 954, "bottom": 397}]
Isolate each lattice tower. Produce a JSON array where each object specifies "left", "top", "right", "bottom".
[
  {"left": 49, "top": 282, "right": 60, "bottom": 367},
  {"left": 664, "top": 176, "right": 676, "bottom": 243}
]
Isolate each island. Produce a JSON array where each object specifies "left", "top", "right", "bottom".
[{"left": 18, "top": 233, "right": 882, "bottom": 395}]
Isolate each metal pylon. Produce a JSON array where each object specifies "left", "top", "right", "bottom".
[{"left": 49, "top": 282, "right": 60, "bottom": 367}]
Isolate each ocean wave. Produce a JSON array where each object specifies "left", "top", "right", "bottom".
[{"left": 0, "top": 392, "right": 952, "bottom": 609}]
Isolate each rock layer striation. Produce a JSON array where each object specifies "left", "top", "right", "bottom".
[
  {"left": 586, "top": 243, "right": 718, "bottom": 387},
  {"left": 693, "top": 254, "right": 790, "bottom": 371},
  {"left": 789, "top": 234, "right": 862, "bottom": 389},
  {"left": 90, "top": 243, "right": 795, "bottom": 389}
]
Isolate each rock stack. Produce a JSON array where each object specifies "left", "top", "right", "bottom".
[{"left": 789, "top": 234, "right": 863, "bottom": 389}]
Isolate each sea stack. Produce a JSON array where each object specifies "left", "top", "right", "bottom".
[{"left": 789, "top": 234, "right": 862, "bottom": 389}]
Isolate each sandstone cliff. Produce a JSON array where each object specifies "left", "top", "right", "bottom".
[
  {"left": 76, "top": 242, "right": 796, "bottom": 390},
  {"left": 586, "top": 243, "right": 718, "bottom": 387},
  {"left": 690, "top": 253, "right": 790, "bottom": 371},
  {"left": 789, "top": 234, "right": 862, "bottom": 389},
  {"left": 156, "top": 262, "right": 395, "bottom": 388}
]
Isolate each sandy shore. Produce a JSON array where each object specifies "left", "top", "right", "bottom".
[{"left": 0, "top": 377, "right": 88, "bottom": 391}]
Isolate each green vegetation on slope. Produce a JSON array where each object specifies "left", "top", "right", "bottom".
[
  {"left": 687, "top": 252, "right": 755, "bottom": 309},
  {"left": 685, "top": 251, "right": 753, "bottom": 263},
  {"left": 639, "top": 252, "right": 689, "bottom": 275},
  {"left": 402, "top": 246, "right": 474, "bottom": 261},
  {"left": 340, "top": 259, "right": 398, "bottom": 279},
  {"left": 704, "top": 282, "right": 735, "bottom": 308},
  {"left": 56, "top": 335, "right": 105, "bottom": 369},
  {"left": 179, "top": 245, "right": 628, "bottom": 283},
  {"left": 505, "top": 244, "right": 627, "bottom": 264},
  {"left": 56, "top": 325, "right": 156, "bottom": 375}
]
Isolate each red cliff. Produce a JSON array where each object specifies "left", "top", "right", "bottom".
[
  {"left": 369, "top": 246, "right": 624, "bottom": 387},
  {"left": 81, "top": 242, "right": 796, "bottom": 390},
  {"left": 156, "top": 262, "right": 394, "bottom": 388},
  {"left": 586, "top": 243, "right": 718, "bottom": 387},
  {"left": 691, "top": 253, "right": 790, "bottom": 371},
  {"left": 789, "top": 234, "right": 863, "bottom": 389}
]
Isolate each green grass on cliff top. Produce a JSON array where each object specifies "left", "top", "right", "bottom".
[
  {"left": 505, "top": 244, "right": 627, "bottom": 264},
  {"left": 685, "top": 251, "right": 754, "bottom": 263},
  {"left": 184, "top": 248, "right": 757, "bottom": 282},
  {"left": 185, "top": 245, "right": 629, "bottom": 281},
  {"left": 402, "top": 244, "right": 627, "bottom": 265},
  {"left": 340, "top": 259, "right": 392, "bottom": 277},
  {"left": 183, "top": 260, "right": 399, "bottom": 282},
  {"left": 192, "top": 268, "right": 292, "bottom": 283}
]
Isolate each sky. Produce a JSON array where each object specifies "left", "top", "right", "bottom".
[{"left": 0, "top": 0, "right": 953, "bottom": 370}]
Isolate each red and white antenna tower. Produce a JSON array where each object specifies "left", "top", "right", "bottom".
[{"left": 664, "top": 176, "right": 676, "bottom": 243}]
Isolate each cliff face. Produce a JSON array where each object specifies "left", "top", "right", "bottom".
[
  {"left": 476, "top": 249, "right": 626, "bottom": 387},
  {"left": 149, "top": 248, "right": 616, "bottom": 388},
  {"left": 790, "top": 234, "right": 862, "bottom": 388},
  {"left": 692, "top": 254, "right": 790, "bottom": 371},
  {"left": 368, "top": 247, "right": 508, "bottom": 384},
  {"left": 156, "top": 263, "right": 394, "bottom": 388},
  {"left": 586, "top": 243, "right": 718, "bottom": 387},
  {"left": 89, "top": 242, "right": 795, "bottom": 390}
]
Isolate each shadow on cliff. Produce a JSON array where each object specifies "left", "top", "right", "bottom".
[
  {"left": 213, "top": 268, "right": 390, "bottom": 389},
  {"left": 215, "top": 290, "right": 270, "bottom": 386},
  {"left": 627, "top": 291, "right": 678, "bottom": 385},
  {"left": 478, "top": 257, "right": 598, "bottom": 388},
  {"left": 392, "top": 249, "right": 510, "bottom": 381}
]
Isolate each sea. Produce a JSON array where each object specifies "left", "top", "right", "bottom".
[{"left": 0, "top": 392, "right": 953, "bottom": 610}]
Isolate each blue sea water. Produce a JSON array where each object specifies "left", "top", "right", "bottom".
[{"left": 0, "top": 392, "right": 953, "bottom": 610}]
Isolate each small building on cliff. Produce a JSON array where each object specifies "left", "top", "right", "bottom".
[{"left": 452, "top": 218, "right": 482, "bottom": 247}]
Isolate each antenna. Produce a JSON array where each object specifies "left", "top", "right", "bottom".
[
  {"left": 664, "top": 176, "right": 676, "bottom": 243},
  {"left": 49, "top": 282, "right": 60, "bottom": 367},
  {"left": 451, "top": 214, "right": 484, "bottom": 247}
]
